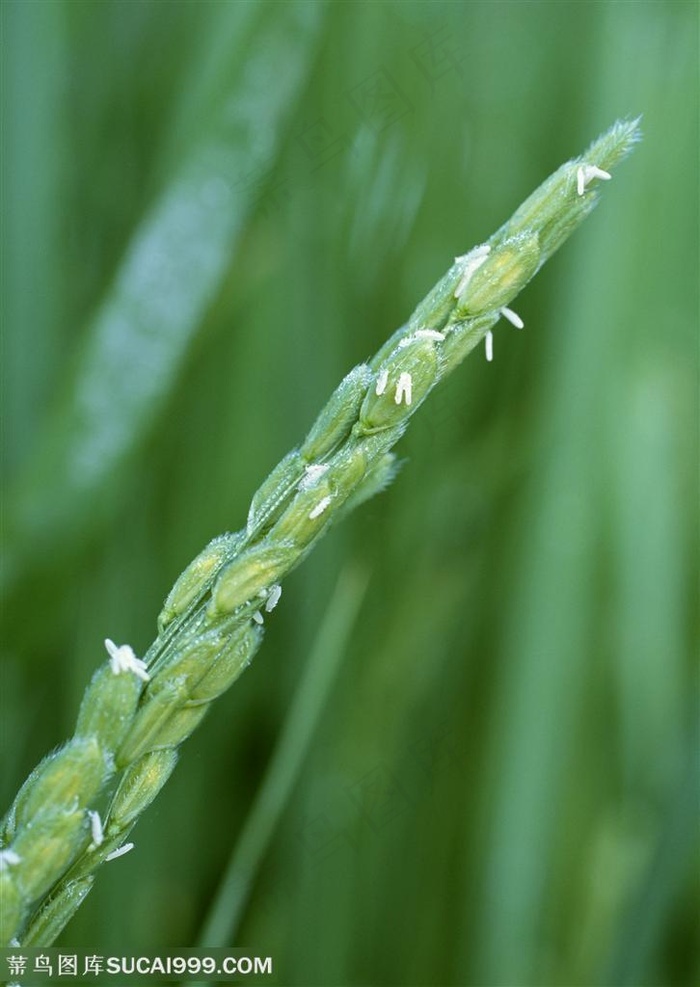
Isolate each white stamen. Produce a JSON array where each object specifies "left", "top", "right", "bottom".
[
  {"left": 9, "top": 938, "right": 20, "bottom": 947},
  {"left": 265, "top": 584, "right": 282, "bottom": 612},
  {"left": 395, "top": 372, "right": 413, "bottom": 406},
  {"left": 0, "top": 849, "right": 21, "bottom": 871},
  {"left": 375, "top": 369, "right": 389, "bottom": 396},
  {"left": 88, "top": 811, "right": 104, "bottom": 847},
  {"left": 454, "top": 243, "right": 491, "bottom": 267},
  {"left": 104, "top": 639, "right": 150, "bottom": 682},
  {"left": 309, "top": 495, "right": 332, "bottom": 520},
  {"left": 500, "top": 306, "right": 524, "bottom": 329},
  {"left": 105, "top": 842, "right": 134, "bottom": 862},
  {"left": 577, "top": 163, "right": 612, "bottom": 196},
  {"left": 300, "top": 463, "right": 329, "bottom": 490},
  {"left": 399, "top": 329, "right": 445, "bottom": 348},
  {"left": 454, "top": 244, "right": 491, "bottom": 298},
  {"left": 252, "top": 610, "right": 264, "bottom": 625},
  {"left": 414, "top": 329, "right": 445, "bottom": 341},
  {"left": 485, "top": 330, "right": 494, "bottom": 362}
]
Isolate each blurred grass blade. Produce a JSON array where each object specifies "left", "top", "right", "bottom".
[
  {"left": 602, "top": 730, "right": 700, "bottom": 986},
  {"left": 473, "top": 186, "right": 628, "bottom": 987},
  {"left": 2, "top": 1, "right": 324, "bottom": 590},
  {"left": 197, "top": 565, "right": 369, "bottom": 948},
  {"left": 0, "top": 0, "right": 67, "bottom": 481}
]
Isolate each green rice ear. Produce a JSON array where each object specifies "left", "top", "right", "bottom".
[{"left": 3, "top": 119, "right": 639, "bottom": 947}]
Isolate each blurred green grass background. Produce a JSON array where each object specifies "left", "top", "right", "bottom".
[{"left": 1, "top": 2, "right": 698, "bottom": 984}]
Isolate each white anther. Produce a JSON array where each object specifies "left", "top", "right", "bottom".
[
  {"left": 375, "top": 369, "right": 389, "bottom": 396},
  {"left": 577, "top": 164, "right": 611, "bottom": 196},
  {"left": 454, "top": 243, "right": 490, "bottom": 266},
  {"left": 309, "top": 495, "right": 332, "bottom": 520},
  {"left": 252, "top": 610, "right": 264, "bottom": 625},
  {"left": 299, "top": 463, "right": 329, "bottom": 490},
  {"left": 415, "top": 329, "right": 445, "bottom": 341},
  {"left": 265, "top": 584, "right": 282, "bottom": 612},
  {"left": 88, "top": 811, "right": 104, "bottom": 847},
  {"left": 105, "top": 639, "right": 150, "bottom": 682},
  {"left": 399, "top": 330, "right": 445, "bottom": 349},
  {"left": 395, "top": 372, "right": 413, "bottom": 406},
  {"left": 500, "top": 306, "right": 524, "bottom": 329},
  {"left": 454, "top": 244, "right": 491, "bottom": 298},
  {"left": 0, "top": 849, "right": 21, "bottom": 871},
  {"left": 485, "top": 330, "right": 494, "bottom": 363},
  {"left": 105, "top": 842, "right": 134, "bottom": 862}
]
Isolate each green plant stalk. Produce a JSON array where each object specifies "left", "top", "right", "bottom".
[
  {"left": 197, "top": 564, "right": 369, "bottom": 950},
  {"left": 0, "top": 119, "right": 640, "bottom": 947}
]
